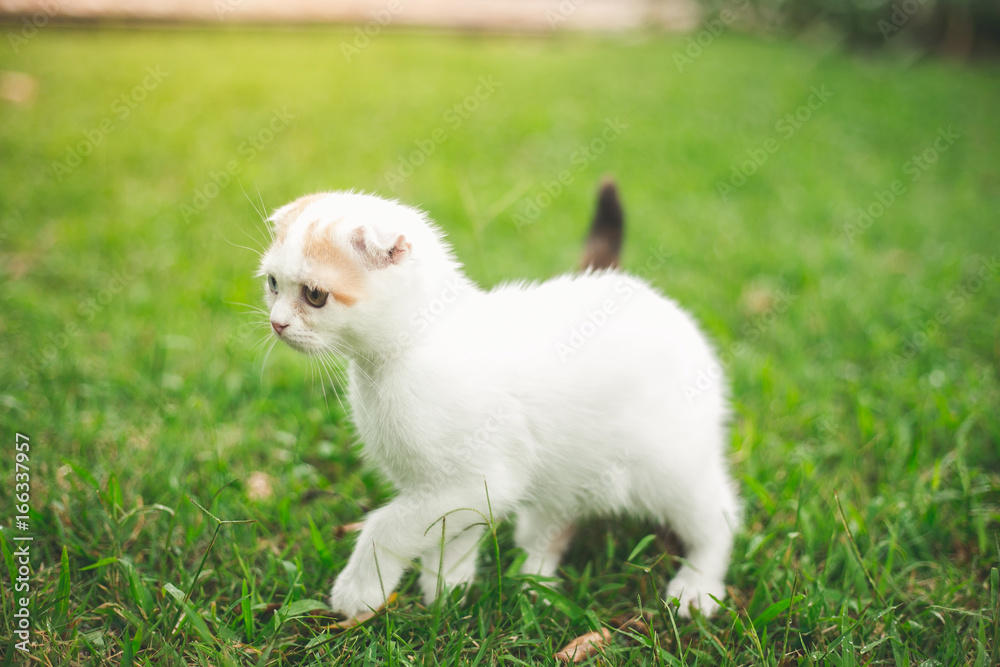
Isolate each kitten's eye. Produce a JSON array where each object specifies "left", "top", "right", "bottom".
[
  {"left": 267, "top": 275, "right": 278, "bottom": 293},
  {"left": 303, "top": 285, "right": 328, "bottom": 308}
]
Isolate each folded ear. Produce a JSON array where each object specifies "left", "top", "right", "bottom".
[
  {"left": 267, "top": 193, "right": 326, "bottom": 242},
  {"left": 267, "top": 201, "right": 300, "bottom": 236},
  {"left": 350, "top": 226, "right": 411, "bottom": 270}
]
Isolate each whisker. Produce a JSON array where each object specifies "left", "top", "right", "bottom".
[
  {"left": 244, "top": 324, "right": 274, "bottom": 338},
  {"left": 327, "top": 370, "right": 354, "bottom": 415},
  {"left": 227, "top": 189, "right": 273, "bottom": 260},
  {"left": 319, "top": 349, "right": 360, "bottom": 418},
  {"left": 308, "top": 356, "right": 328, "bottom": 413},
  {"left": 221, "top": 229, "right": 266, "bottom": 258},
  {"left": 225, "top": 300, "right": 271, "bottom": 317},
  {"left": 240, "top": 179, "right": 266, "bottom": 223},
  {"left": 258, "top": 337, "right": 279, "bottom": 382},
  {"left": 312, "top": 354, "right": 337, "bottom": 417},
  {"left": 251, "top": 334, "right": 274, "bottom": 360},
  {"left": 324, "top": 341, "right": 375, "bottom": 386},
  {"left": 254, "top": 182, "right": 274, "bottom": 244},
  {"left": 317, "top": 356, "right": 337, "bottom": 415},
  {"left": 234, "top": 313, "right": 272, "bottom": 324},
  {"left": 240, "top": 179, "right": 274, "bottom": 246},
  {"left": 234, "top": 315, "right": 273, "bottom": 344},
  {"left": 317, "top": 352, "right": 348, "bottom": 402}
]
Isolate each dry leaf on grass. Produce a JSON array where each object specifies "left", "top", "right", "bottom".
[
  {"left": 334, "top": 521, "right": 365, "bottom": 538},
  {"left": 726, "top": 584, "right": 745, "bottom": 610},
  {"left": 554, "top": 627, "right": 611, "bottom": 663},
  {"left": 256, "top": 592, "right": 397, "bottom": 631},
  {"left": 246, "top": 471, "right": 274, "bottom": 502},
  {"left": 609, "top": 612, "right": 650, "bottom": 636},
  {"left": 258, "top": 602, "right": 283, "bottom": 618},
  {"left": 326, "top": 592, "right": 398, "bottom": 630},
  {"left": 327, "top": 608, "right": 378, "bottom": 630}
]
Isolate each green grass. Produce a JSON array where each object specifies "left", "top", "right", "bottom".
[{"left": 1, "top": 24, "right": 999, "bottom": 666}]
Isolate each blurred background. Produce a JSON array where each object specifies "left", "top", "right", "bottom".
[
  {"left": 1, "top": 0, "right": 998, "bottom": 664},
  {"left": 3, "top": 0, "right": 1000, "bottom": 49}
]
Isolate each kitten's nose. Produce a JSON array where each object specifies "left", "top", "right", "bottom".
[{"left": 271, "top": 320, "right": 288, "bottom": 335}]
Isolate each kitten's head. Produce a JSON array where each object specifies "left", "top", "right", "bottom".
[{"left": 258, "top": 191, "right": 442, "bottom": 357}]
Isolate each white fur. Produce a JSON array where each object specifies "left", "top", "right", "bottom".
[{"left": 259, "top": 191, "right": 739, "bottom": 618}]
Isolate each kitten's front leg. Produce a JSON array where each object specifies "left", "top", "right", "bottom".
[
  {"left": 419, "top": 523, "right": 484, "bottom": 605},
  {"left": 328, "top": 508, "right": 407, "bottom": 618},
  {"left": 328, "top": 491, "right": 486, "bottom": 619}
]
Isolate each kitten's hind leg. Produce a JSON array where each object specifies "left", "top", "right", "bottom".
[
  {"left": 515, "top": 509, "right": 575, "bottom": 582},
  {"left": 661, "top": 474, "right": 738, "bottom": 617},
  {"left": 419, "top": 523, "right": 484, "bottom": 605}
]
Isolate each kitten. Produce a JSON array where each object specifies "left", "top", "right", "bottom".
[{"left": 258, "top": 186, "right": 739, "bottom": 619}]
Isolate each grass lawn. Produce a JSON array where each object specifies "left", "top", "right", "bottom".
[{"left": 1, "top": 23, "right": 999, "bottom": 666}]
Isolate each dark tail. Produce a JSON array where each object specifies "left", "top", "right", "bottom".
[{"left": 579, "top": 178, "right": 624, "bottom": 271}]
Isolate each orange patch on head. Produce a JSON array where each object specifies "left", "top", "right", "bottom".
[
  {"left": 302, "top": 218, "right": 365, "bottom": 306},
  {"left": 273, "top": 193, "right": 326, "bottom": 244}
]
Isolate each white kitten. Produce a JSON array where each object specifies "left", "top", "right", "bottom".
[{"left": 258, "top": 190, "right": 739, "bottom": 618}]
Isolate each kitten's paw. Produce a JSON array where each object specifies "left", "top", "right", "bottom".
[
  {"left": 419, "top": 559, "right": 476, "bottom": 605},
  {"left": 328, "top": 574, "right": 388, "bottom": 619},
  {"left": 665, "top": 573, "right": 725, "bottom": 618},
  {"left": 419, "top": 574, "right": 473, "bottom": 607}
]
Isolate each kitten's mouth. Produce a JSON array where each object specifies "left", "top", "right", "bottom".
[
  {"left": 274, "top": 333, "right": 320, "bottom": 356},
  {"left": 273, "top": 331, "right": 304, "bottom": 351}
]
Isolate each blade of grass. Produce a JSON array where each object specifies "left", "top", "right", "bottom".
[
  {"left": 55, "top": 545, "right": 71, "bottom": 623},
  {"left": 834, "top": 492, "right": 885, "bottom": 608},
  {"left": 241, "top": 579, "right": 254, "bottom": 642},
  {"left": 163, "top": 582, "right": 216, "bottom": 645}
]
